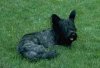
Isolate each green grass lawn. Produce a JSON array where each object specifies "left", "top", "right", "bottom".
[{"left": 0, "top": 0, "right": 100, "bottom": 68}]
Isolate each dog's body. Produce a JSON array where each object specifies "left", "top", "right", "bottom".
[{"left": 17, "top": 10, "right": 77, "bottom": 61}]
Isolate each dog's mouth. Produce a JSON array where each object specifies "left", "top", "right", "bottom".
[
  {"left": 70, "top": 38, "right": 74, "bottom": 41},
  {"left": 65, "top": 37, "right": 75, "bottom": 46}
]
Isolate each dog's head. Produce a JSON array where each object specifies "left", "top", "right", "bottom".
[{"left": 52, "top": 10, "right": 77, "bottom": 46}]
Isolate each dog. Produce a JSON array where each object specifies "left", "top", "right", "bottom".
[{"left": 17, "top": 10, "right": 77, "bottom": 61}]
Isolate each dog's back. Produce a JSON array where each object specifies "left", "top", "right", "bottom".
[{"left": 17, "top": 29, "right": 57, "bottom": 61}]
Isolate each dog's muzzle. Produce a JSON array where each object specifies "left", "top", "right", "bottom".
[{"left": 68, "top": 31, "right": 77, "bottom": 41}]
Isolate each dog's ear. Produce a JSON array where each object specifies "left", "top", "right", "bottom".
[
  {"left": 52, "top": 14, "right": 60, "bottom": 23},
  {"left": 69, "top": 10, "right": 76, "bottom": 21}
]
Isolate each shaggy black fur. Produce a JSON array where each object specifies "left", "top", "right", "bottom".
[{"left": 17, "top": 10, "right": 77, "bottom": 61}]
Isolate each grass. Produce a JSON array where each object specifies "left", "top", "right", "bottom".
[{"left": 0, "top": 0, "right": 100, "bottom": 68}]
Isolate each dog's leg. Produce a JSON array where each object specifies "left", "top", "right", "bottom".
[{"left": 18, "top": 41, "right": 58, "bottom": 61}]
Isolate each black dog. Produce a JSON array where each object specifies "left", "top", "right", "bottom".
[{"left": 17, "top": 10, "right": 77, "bottom": 61}]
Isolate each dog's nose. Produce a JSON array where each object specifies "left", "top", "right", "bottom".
[
  {"left": 70, "top": 31, "right": 75, "bottom": 35},
  {"left": 71, "top": 32, "right": 76, "bottom": 36}
]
